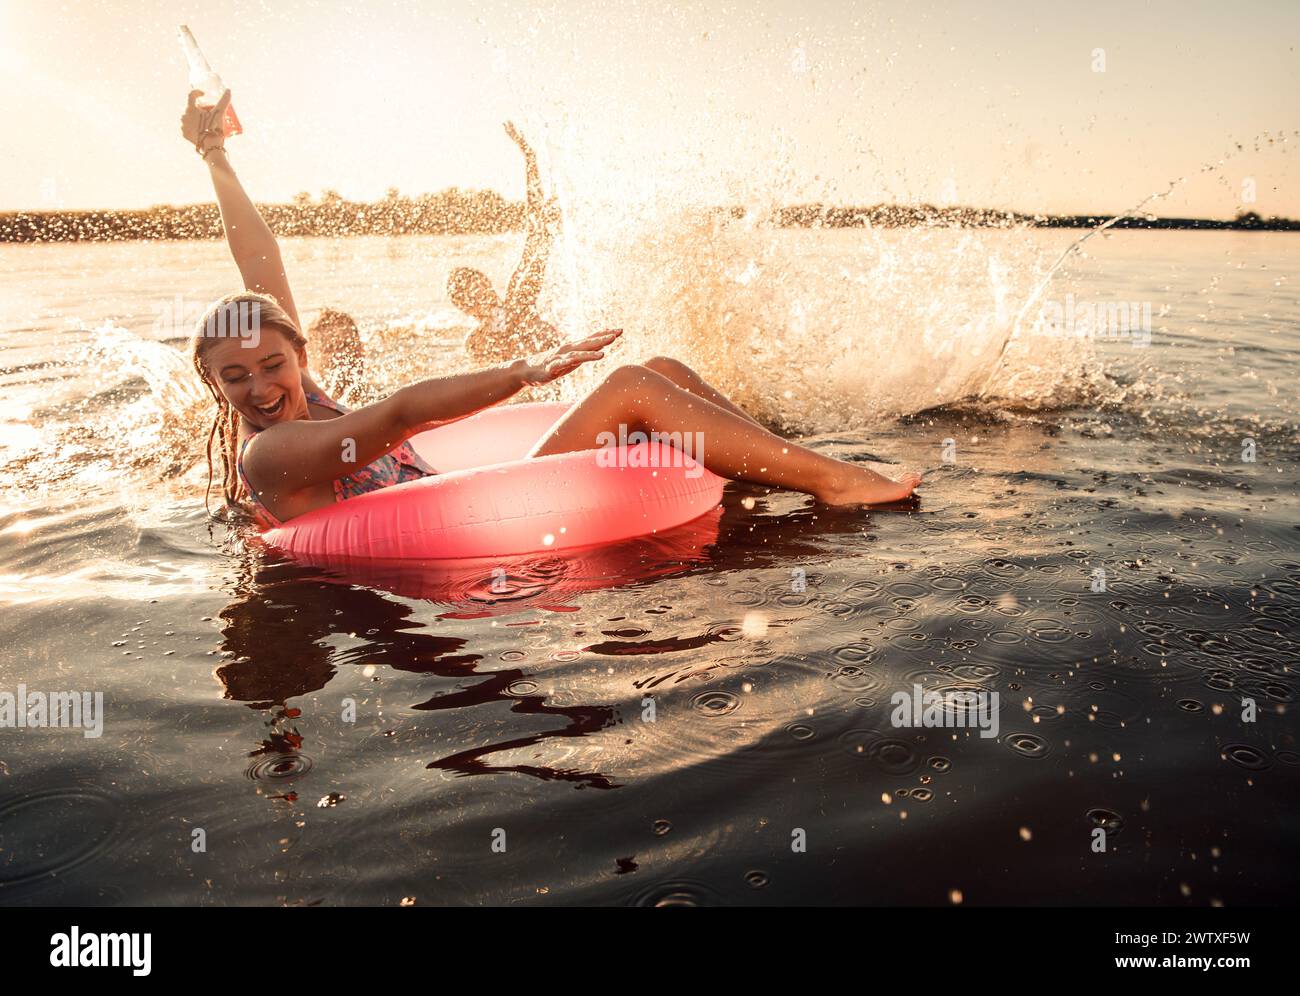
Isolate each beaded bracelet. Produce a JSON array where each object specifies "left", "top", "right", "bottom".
[{"left": 197, "top": 132, "right": 225, "bottom": 159}]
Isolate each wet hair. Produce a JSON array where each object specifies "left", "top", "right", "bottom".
[{"left": 190, "top": 291, "right": 306, "bottom": 515}]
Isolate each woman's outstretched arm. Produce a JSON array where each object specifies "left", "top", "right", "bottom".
[
  {"left": 502, "top": 121, "right": 559, "bottom": 319},
  {"left": 181, "top": 89, "right": 301, "bottom": 330},
  {"left": 243, "top": 331, "right": 621, "bottom": 499}
]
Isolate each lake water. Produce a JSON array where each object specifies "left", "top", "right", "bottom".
[{"left": 0, "top": 226, "right": 1296, "bottom": 905}]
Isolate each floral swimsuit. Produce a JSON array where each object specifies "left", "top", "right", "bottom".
[{"left": 237, "top": 390, "right": 435, "bottom": 528}]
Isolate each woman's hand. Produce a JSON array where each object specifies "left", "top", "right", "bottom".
[
  {"left": 503, "top": 120, "right": 534, "bottom": 158},
  {"left": 519, "top": 329, "right": 622, "bottom": 386},
  {"left": 181, "top": 89, "right": 231, "bottom": 155},
  {"left": 505, "top": 119, "right": 548, "bottom": 213}
]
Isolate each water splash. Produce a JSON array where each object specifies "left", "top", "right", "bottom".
[
  {"left": 542, "top": 200, "right": 1098, "bottom": 430},
  {"left": 977, "top": 128, "right": 1297, "bottom": 399},
  {"left": 81, "top": 323, "right": 210, "bottom": 479}
]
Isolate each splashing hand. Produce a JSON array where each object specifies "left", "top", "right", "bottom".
[
  {"left": 520, "top": 329, "right": 622, "bottom": 386},
  {"left": 503, "top": 120, "right": 534, "bottom": 158}
]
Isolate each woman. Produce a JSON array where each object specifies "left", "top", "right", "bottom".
[
  {"left": 182, "top": 90, "right": 921, "bottom": 527},
  {"left": 448, "top": 121, "right": 564, "bottom": 365}
]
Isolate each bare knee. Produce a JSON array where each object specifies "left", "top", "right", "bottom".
[
  {"left": 597, "top": 363, "right": 677, "bottom": 413},
  {"left": 642, "top": 355, "right": 691, "bottom": 380},
  {"left": 602, "top": 362, "right": 658, "bottom": 388}
]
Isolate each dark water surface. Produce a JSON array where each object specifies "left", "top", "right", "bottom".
[{"left": 1, "top": 230, "right": 1296, "bottom": 905}]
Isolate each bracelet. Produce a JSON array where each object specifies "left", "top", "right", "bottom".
[
  {"left": 196, "top": 116, "right": 225, "bottom": 157},
  {"left": 198, "top": 140, "right": 225, "bottom": 160}
]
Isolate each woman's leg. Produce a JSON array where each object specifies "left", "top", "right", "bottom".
[
  {"left": 530, "top": 364, "right": 921, "bottom": 505},
  {"left": 641, "top": 355, "right": 764, "bottom": 427}
]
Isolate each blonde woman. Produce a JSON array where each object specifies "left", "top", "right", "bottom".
[{"left": 181, "top": 90, "right": 922, "bottom": 528}]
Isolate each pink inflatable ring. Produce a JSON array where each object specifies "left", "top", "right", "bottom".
[{"left": 260, "top": 401, "right": 726, "bottom": 560}]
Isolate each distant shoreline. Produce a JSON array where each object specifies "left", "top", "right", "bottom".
[
  {"left": 1, "top": 190, "right": 1295, "bottom": 243},
  {"left": 767, "top": 205, "right": 1299, "bottom": 232}
]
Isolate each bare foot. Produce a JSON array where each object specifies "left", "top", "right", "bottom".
[{"left": 818, "top": 469, "right": 922, "bottom": 506}]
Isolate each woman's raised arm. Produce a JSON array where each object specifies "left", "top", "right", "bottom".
[
  {"left": 181, "top": 89, "right": 301, "bottom": 330},
  {"left": 502, "top": 121, "right": 560, "bottom": 319},
  {"left": 504, "top": 120, "right": 544, "bottom": 209},
  {"left": 243, "top": 330, "right": 621, "bottom": 499}
]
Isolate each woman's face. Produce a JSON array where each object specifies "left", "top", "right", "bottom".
[{"left": 204, "top": 327, "right": 310, "bottom": 430}]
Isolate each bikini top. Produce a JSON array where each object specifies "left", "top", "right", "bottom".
[{"left": 237, "top": 390, "right": 435, "bottom": 528}]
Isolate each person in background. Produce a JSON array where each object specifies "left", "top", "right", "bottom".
[
  {"left": 306, "top": 307, "right": 365, "bottom": 403},
  {"left": 448, "top": 122, "right": 564, "bottom": 366}
]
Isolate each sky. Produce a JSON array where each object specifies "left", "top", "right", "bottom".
[{"left": 1, "top": 0, "right": 1297, "bottom": 217}]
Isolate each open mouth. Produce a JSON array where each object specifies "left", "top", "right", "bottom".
[{"left": 254, "top": 395, "right": 286, "bottom": 419}]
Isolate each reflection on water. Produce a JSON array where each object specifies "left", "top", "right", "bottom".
[{"left": 212, "top": 492, "right": 897, "bottom": 791}]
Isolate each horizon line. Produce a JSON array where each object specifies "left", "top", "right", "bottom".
[{"left": 2, "top": 196, "right": 1295, "bottom": 244}]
